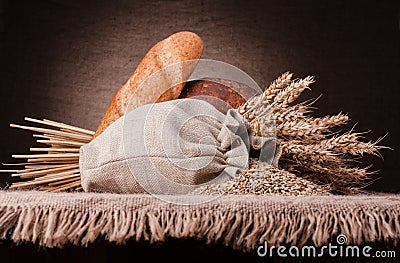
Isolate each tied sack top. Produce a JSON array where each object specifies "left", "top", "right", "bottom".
[{"left": 79, "top": 99, "right": 281, "bottom": 194}]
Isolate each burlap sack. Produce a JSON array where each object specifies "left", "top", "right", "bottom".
[{"left": 80, "top": 99, "right": 281, "bottom": 194}]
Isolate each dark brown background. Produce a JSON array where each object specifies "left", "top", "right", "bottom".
[
  {"left": 0, "top": 0, "right": 399, "bottom": 261},
  {"left": 1, "top": 0, "right": 399, "bottom": 192}
]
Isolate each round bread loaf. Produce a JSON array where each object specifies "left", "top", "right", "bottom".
[{"left": 180, "top": 78, "right": 259, "bottom": 113}]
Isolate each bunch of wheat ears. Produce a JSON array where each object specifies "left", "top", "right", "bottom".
[{"left": 239, "top": 72, "right": 386, "bottom": 194}]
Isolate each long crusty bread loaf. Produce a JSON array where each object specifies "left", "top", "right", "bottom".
[{"left": 93, "top": 31, "right": 204, "bottom": 138}]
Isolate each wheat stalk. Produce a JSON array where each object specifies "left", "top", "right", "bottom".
[
  {"left": 264, "top": 71, "right": 293, "bottom": 103},
  {"left": 306, "top": 112, "right": 349, "bottom": 129},
  {"left": 319, "top": 132, "right": 387, "bottom": 156},
  {"left": 281, "top": 141, "right": 341, "bottom": 164},
  {"left": 276, "top": 119, "right": 328, "bottom": 141},
  {"left": 271, "top": 76, "right": 314, "bottom": 108},
  {"left": 273, "top": 103, "right": 310, "bottom": 124},
  {"left": 0, "top": 117, "right": 93, "bottom": 192}
]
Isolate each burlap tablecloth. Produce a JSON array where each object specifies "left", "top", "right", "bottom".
[{"left": 0, "top": 190, "right": 399, "bottom": 251}]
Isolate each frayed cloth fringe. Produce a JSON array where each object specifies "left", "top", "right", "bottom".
[{"left": 0, "top": 191, "right": 399, "bottom": 251}]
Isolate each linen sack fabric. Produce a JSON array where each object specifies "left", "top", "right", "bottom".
[{"left": 80, "top": 98, "right": 281, "bottom": 194}]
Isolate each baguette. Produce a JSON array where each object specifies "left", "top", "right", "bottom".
[{"left": 93, "top": 31, "right": 204, "bottom": 138}]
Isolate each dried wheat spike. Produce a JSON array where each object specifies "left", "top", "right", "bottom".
[
  {"left": 237, "top": 71, "right": 292, "bottom": 118},
  {"left": 279, "top": 157, "right": 371, "bottom": 192},
  {"left": 281, "top": 141, "right": 341, "bottom": 164},
  {"left": 272, "top": 76, "right": 315, "bottom": 108},
  {"left": 273, "top": 103, "right": 310, "bottom": 124},
  {"left": 276, "top": 119, "right": 327, "bottom": 141},
  {"left": 264, "top": 71, "right": 293, "bottom": 103},
  {"left": 306, "top": 112, "right": 349, "bottom": 129},
  {"left": 319, "top": 132, "right": 387, "bottom": 156},
  {"left": 307, "top": 164, "right": 371, "bottom": 188},
  {"left": 279, "top": 113, "right": 348, "bottom": 137}
]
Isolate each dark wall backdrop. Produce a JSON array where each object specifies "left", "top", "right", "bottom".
[{"left": 0, "top": 0, "right": 399, "bottom": 192}]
